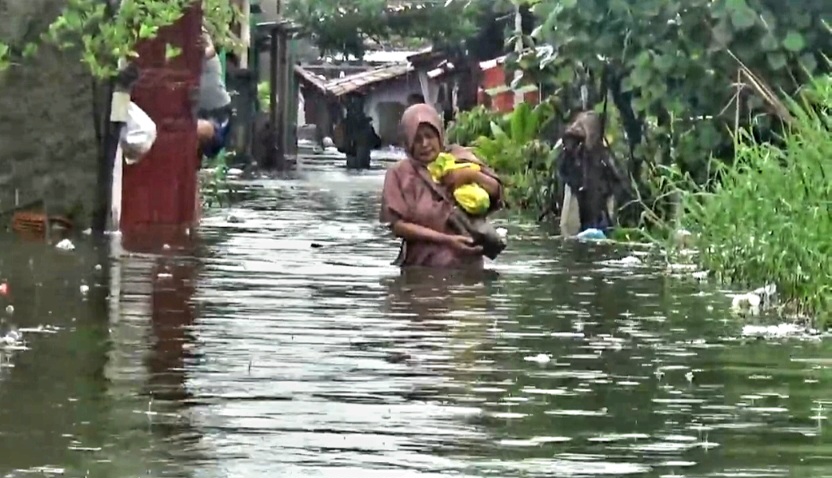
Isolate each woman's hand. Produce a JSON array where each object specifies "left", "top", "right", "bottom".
[
  {"left": 444, "top": 234, "right": 483, "bottom": 255},
  {"left": 442, "top": 168, "right": 478, "bottom": 189}
]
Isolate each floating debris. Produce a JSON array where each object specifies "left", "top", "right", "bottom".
[
  {"left": 576, "top": 228, "right": 606, "bottom": 241},
  {"left": 0, "top": 325, "right": 22, "bottom": 348},
  {"left": 691, "top": 271, "right": 708, "bottom": 281},
  {"left": 602, "top": 256, "right": 642, "bottom": 267},
  {"left": 673, "top": 228, "right": 695, "bottom": 248},
  {"left": 731, "top": 292, "right": 761, "bottom": 315},
  {"left": 742, "top": 323, "right": 818, "bottom": 339},
  {"left": 524, "top": 353, "right": 552, "bottom": 364},
  {"left": 55, "top": 238, "right": 75, "bottom": 251}
]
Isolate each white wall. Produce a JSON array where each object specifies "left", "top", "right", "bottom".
[{"left": 363, "top": 74, "right": 440, "bottom": 145}]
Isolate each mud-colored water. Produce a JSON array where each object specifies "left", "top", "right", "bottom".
[{"left": 0, "top": 160, "right": 830, "bottom": 477}]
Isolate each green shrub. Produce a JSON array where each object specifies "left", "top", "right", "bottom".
[
  {"left": 678, "top": 73, "right": 832, "bottom": 326},
  {"left": 448, "top": 102, "right": 559, "bottom": 212}
]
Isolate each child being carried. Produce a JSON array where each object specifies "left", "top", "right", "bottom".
[{"left": 428, "top": 152, "right": 507, "bottom": 259}]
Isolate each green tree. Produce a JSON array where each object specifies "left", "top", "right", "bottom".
[
  {"left": 284, "top": 0, "right": 492, "bottom": 58},
  {"left": 513, "top": 0, "right": 831, "bottom": 214},
  {"left": 0, "top": 0, "right": 239, "bottom": 78}
]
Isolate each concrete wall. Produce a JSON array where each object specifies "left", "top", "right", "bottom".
[
  {"left": 363, "top": 75, "right": 425, "bottom": 145},
  {"left": 0, "top": 0, "right": 98, "bottom": 228}
]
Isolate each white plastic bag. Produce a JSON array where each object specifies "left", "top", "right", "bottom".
[{"left": 119, "top": 102, "right": 157, "bottom": 164}]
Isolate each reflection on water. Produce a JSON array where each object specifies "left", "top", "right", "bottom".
[{"left": 0, "top": 160, "right": 830, "bottom": 477}]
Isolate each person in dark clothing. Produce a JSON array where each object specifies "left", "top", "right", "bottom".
[{"left": 557, "top": 111, "right": 627, "bottom": 235}]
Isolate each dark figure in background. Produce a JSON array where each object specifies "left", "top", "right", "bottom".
[
  {"left": 557, "top": 111, "right": 627, "bottom": 236},
  {"left": 342, "top": 100, "right": 381, "bottom": 169},
  {"left": 407, "top": 93, "right": 426, "bottom": 106}
]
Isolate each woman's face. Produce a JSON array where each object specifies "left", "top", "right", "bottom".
[{"left": 411, "top": 123, "right": 441, "bottom": 163}]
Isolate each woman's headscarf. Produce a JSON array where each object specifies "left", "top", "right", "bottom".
[
  {"left": 400, "top": 103, "right": 445, "bottom": 154},
  {"left": 399, "top": 103, "right": 479, "bottom": 163}
]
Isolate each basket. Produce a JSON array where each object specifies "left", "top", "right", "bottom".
[{"left": 11, "top": 211, "right": 73, "bottom": 240}]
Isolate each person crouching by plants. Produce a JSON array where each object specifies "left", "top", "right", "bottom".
[
  {"left": 380, "top": 103, "right": 506, "bottom": 269},
  {"left": 196, "top": 24, "right": 233, "bottom": 159}
]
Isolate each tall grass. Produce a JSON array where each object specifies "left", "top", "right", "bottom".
[{"left": 677, "top": 73, "right": 832, "bottom": 325}]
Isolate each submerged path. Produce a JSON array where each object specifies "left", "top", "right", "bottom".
[{"left": 0, "top": 160, "right": 830, "bottom": 477}]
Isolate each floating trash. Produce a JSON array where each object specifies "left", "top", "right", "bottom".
[
  {"left": 576, "top": 228, "right": 606, "bottom": 241},
  {"left": 731, "top": 292, "right": 761, "bottom": 315},
  {"left": 524, "top": 353, "right": 552, "bottom": 364},
  {"left": 55, "top": 238, "right": 75, "bottom": 251},
  {"left": 742, "top": 323, "right": 817, "bottom": 339}
]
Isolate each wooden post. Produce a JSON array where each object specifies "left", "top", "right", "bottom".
[
  {"left": 273, "top": 0, "right": 289, "bottom": 169},
  {"left": 266, "top": 24, "right": 278, "bottom": 169},
  {"left": 276, "top": 26, "right": 290, "bottom": 167},
  {"left": 93, "top": 0, "right": 122, "bottom": 235}
]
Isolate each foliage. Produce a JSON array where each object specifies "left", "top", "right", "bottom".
[
  {"left": 201, "top": 150, "right": 238, "bottom": 208},
  {"left": 285, "top": 0, "right": 505, "bottom": 58},
  {"left": 257, "top": 81, "right": 270, "bottom": 111},
  {"left": 0, "top": 43, "right": 9, "bottom": 72},
  {"left": 518, "top": 0, "right": 831, "bottom": 208},
  {"left": 446, "top": 105, "right": 504, "bottom": 146},
  {"left": 451, "top": 102, "right": 560, "bottom": 212},
  {"left": 0, "top": 0, "right": 240, "bottom": 78},
  {"left": 676, "top": 73, "right": 832, "bottom": 325}
]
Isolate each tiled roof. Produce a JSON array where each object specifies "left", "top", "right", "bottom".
[{"left": 294, "top": 63, "right": 414, "bottom": 97}]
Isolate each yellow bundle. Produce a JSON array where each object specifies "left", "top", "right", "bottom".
[{"left": 427, "top": 152, "right": 491, "bottom": 216}]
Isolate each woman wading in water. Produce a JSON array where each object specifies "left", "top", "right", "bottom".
[{"left": 380, "top": 103, "right": 504, "bottom": 269}]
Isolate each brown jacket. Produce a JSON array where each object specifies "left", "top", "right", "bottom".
[{"left": 380, "top": 104, "right": 503, "bottom": 268}]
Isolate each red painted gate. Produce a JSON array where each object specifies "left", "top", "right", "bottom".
[{"left": 121, "top": 5, "right": 203, "bottom": 241}]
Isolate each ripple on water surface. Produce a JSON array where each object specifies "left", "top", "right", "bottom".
[{"left": 0, "top": 164, "right": 830, "bottom": 478}]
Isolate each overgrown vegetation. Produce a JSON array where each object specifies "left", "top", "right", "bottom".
[
  {"left": 673, "top": 73, "right": 832, "bottom": 324},
  {"left": 515, "top": 0, "right": 831, "bottom": 207},
  {"left": 284, "top": 0, "right": 477, "bottom": 58},
  {"left": 0, "top": 0, "right": 239, "bottom": 78},
  {"left": 445, "top": 1, "right": 832, "bottom": 321},
  {"left": 200, "top": 151, "right": 239, "bottom": 208}
]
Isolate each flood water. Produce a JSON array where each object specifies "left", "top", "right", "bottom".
[{"left": 0, "top": 160, "right": 830, "bottom": 477}]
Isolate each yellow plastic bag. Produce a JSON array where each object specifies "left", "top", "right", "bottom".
[
  {"left": 427, "top": 153, "right": 478, "bottom": 181},
  {"left": 454, "top": 184, "right": 491, "bottom": 215},
  {"left": 428, "top": 152, "right": 491, "bottom": 215}
]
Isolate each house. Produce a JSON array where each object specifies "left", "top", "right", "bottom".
[
  {"left": 477, "top": 54, "right": 542, "bottom": 113},
  {"left": 295, "top": 61, "right": 433, "bottom": 147},
  {"left": 407, "top": 47, "right": 546, "bottom": 114}
]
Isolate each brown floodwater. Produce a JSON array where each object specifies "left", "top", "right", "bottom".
[{"left": 0, "top": 159, "right": 830, "bottom": 477}]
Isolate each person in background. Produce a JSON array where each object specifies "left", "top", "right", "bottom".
[{"left": 196, "top": 25, "right": 233, "bottom": 159}]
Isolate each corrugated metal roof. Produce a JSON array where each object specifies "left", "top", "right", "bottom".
[
  {"left": 293, "top": 64, "right": 328, "bottom": 92},
  {"left": 295, "top": 63, "right": 414, "bottom": 97}
]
